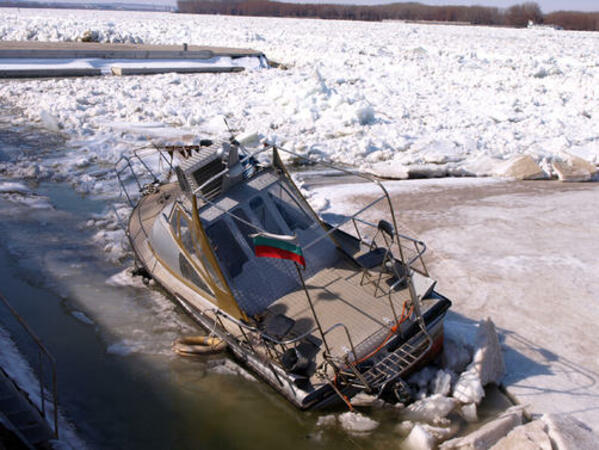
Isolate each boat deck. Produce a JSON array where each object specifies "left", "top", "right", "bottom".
[{"left": 263, "top": 259, "right": 435, "bottom": 367}]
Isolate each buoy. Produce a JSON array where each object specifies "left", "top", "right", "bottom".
[{"left": 173, "top": 335, "right": 227, "bottom": 357}]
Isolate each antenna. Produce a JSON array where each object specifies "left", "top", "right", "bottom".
[{"left": 223, "top": 117, "right": 239, "bottom": 145}]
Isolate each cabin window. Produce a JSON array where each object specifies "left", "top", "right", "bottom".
[
  {"left": 249, "top": 196, "right": 283, "bottom": 235},
  {"left": 179, "top": 214, "right": 194, "bottom": 251},
  {"left": 179, "top": 253, "right": 209, "bottom": 292},
  {"left": 268, "top": 188, "right": 312, "bottom": 232},
  {"left": 206, "top": 219, "right": 248, "bottom": 278}
]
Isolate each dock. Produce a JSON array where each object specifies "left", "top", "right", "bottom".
[{"left": 0, "top": 41, "right": 266, "bottom": 78}]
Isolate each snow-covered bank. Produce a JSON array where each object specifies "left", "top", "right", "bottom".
[{"left": 0, "top": 7, "right": 598, "bottom": 188}]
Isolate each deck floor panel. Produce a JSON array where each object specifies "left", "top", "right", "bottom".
[{"left": 268, "top": 260, "right": 422, "bottom": 364}]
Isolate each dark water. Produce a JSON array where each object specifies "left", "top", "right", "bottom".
[{"left": 0, "top": 122, "right": 510, "bottom": 449}]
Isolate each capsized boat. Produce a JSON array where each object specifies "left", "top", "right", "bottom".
[{"left": 116, "top": 139, "right": 451, "bottom": 409}]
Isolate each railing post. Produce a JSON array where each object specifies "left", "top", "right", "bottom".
[
  {"left": 294, "top": 263, "right": 331, "bottom": 356},
  {"left": 52, "top": 365, "right": 59, "bottom": 438},
  {"left": 38, "top": 351, "right": 45, "bottom": 415}
]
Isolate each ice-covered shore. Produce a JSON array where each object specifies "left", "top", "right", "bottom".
[{"left": 0, "top": 7, "right": 598, "bottom": 186}]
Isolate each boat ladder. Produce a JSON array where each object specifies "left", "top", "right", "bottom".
[{"left": 359, "top": 329, "right": 431, "bottom": 393}]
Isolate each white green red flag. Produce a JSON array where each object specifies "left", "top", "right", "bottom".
[{"left": 251, "top": 232, "right": 305, "bottom": 268}]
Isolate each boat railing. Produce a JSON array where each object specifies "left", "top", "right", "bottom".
[
  {"left": 114, "top": 145, "right": 178, "bottom": 207},
  {"left": 0, "top": 292, "right": 59, "bottom": 438}
]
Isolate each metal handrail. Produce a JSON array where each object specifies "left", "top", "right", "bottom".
[
  {"left": 0, "top": 292, "right": 59, "bottom": 438},
  {"left": 205, "top": 308, "right": 360, "bottom": 363}
]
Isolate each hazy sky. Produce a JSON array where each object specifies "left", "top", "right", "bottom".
[{"left": 32, "top": 0, "right": 599, "bottom": 13}]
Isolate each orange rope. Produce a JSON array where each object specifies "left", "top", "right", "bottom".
[{"left": 351, "top": 302, "right": 414, "bottom": 366}]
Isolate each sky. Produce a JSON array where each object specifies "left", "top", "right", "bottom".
[{"left": 27, "top": 0, "right": 599, "bottom": 13}]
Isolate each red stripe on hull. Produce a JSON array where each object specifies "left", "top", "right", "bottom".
[{"left": 254, "top": 245, "right": 306, "bottom": 267}]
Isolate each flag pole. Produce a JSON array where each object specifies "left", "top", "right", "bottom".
[{"left": 294, "top": 262, "right": 331, "bottom": 356}]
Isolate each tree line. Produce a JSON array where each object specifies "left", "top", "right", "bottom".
[{"left": 177, "top": 1, "right": 599, "bottom": 31}]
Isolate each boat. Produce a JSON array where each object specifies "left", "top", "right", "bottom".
[{"left": 115, "top": 138, "right": 452, "bottom": 409}]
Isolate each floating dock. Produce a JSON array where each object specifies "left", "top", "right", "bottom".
[{"left": 0, "top": 41, "right": 266, "bottom": 78}]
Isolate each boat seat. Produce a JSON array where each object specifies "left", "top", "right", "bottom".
[
  {"left": 260, "top": 313, "right": 296, "bottom": 341},
  {"left": 355, "top": 247, "right": 387, "bottom": 269}
]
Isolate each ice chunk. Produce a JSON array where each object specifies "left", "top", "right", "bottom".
[
  {"left": 431, "top": 369, "right": 455, "bottom": 396},
  {"left": 356, "top": 104, "right": 375, "bottom": 126},
  {"left": 442, "top": 338, "right": 472, "bottom": 374},
  {"left": 40, "top": 110, "right": 61, "bottom": 132},
  {"left": 470, "top": 317, "right": 505, "bottom": 386},
  {"left": 444, "top": 319, "right": 478, "bottom": 351},
  {"left": 541, "top": 413, "right": 599, "bottom": 450},
  {"left": 452, "top": 368, "right": 484, "bottom": 405},
  {"left": 553, "top": 154, "right": 598, "bottom": 182},
  {"left": 350, "top": 392, "right": 385, "bottom": 408},
  {"left": 395, "top": 420, "right": 414, "bottom": 437},
  {"left": 422, "top": 422, "right": 460, "bottom": 444},
  {"left": 365, "top": 161, "right": 408, "bottom": 179},
  {"left": 316, "top": 414, "right": 337, "bottom": 428},
  {"left": 403, "top": 394, "right": 457, "bottom": 425},
  {"left": 402, "top": 424, "right": 435, "bottom": 450},
  {"left": 495, "top": 155, "right": 548, "bottom": 180},
  {"left": 338, "top": 411, "right": 379, "bottom": 434},
  {"left": 490, "top": 420, "right": 552, "bottom": 450},
  {"left": 440, "top": 406, "right": 523, "bottom": 449},
  {"left": 460, "top": 403, "right": 478, "bottom": 423},
  {"left": 0, "top": 182, "right": 31, "bottom": 194}
]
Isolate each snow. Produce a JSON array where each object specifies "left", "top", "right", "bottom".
[{"left": 0, "top": 8, "right": 597, "bottom": 191}]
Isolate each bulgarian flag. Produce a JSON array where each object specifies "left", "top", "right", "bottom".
[{"left": 251, "top": 232, "right": 306, "bottom": 268}]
